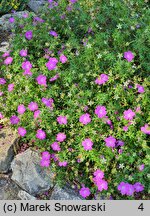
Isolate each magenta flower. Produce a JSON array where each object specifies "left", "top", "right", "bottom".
[
  {"left": 49, "top": 30, "right": 58, "bottom": 37},
  {"left": 36, "top": 129, "right": 46, "bottom": 140},
  {"left": 116, "top": 140, "right": 124, "bottom": 147},
  {"left": 79, "top": 187, "right": 91, "bottom": 198},
  {"left": 2, "top": 52, "right": 10, "bottom": 57},
  {"left": 10, "top": 115, "right": 20, "bottom": 124},
  {"left": 95, "top": 105, "right": 107, "bottom": 118},
  {"left": 23, "top": 70, "right": 32, "bottom": 76},
  {"left": 41, "top": 151, "right": 51, "bottom": 160},
  {"left": 17, "top": 104, "right": 26, "bottom": 114},
  {"left": 40, "top": 159, "right": 50, "bottom": 167},
  {"left": 138, "top": 164, "right": 144, "bottom": 171},
  {"left": 0, "top": 112, "right": 4, "bottom": 119},
  {"left": 22, "top": 13, "right": 28, "bottom": 18},
  {"left": 25, "top": 30, "right": 33, "bottom": 40},
  {"left": 4, "top": 57, "right": 13, "bottom": 65},
  {"left": 22, "top": 61, "right": 32, "bottom": 70},
  {"left": 93, "top": 169, "right": 104, "bottom": 179},
  {"left": 79, "top": 113, "right": 91, "bottom": 125},
  {"left": 124, "top": 51, "right": 134, "bottom": 62},
  {"left": 8, "top": 83, "right": 14, "bottom": 92},
  {"left": 57, "top": 116, "right": 67, "bottom": 125},
  {"left": 95, "top": 74, "right": 109, "bottom": 85},
  {"left": 28, "top": 102, "right": 38, "bottom": 111},
  {"left": 125, "top": 184, "right": 135, "bottom": 196},
  {"left": 60, "top": 54, "right": 68, "bottom": 63},
  {"left": 134, "top": 183, "right": 144, "bottom": 192},
  {"left": 51, "top": 142, "right": 61, "bottom": 151},
  {"left": 18, "top": 127, "right": 27, "bottom": 137},
  {"left": 96, "top": 179, "right": 108, "bottom": 192},
  {"left": 82, "top": 138, "right": 93, "bottom": 150},
  {"left": 56, "top": 132, "right": 66, "bottom": 142},
  {"left": 49, "top": 73, "right": 59, "bottom": 82},
  {"left": 34, "top": 110, "right": 41, "bottom": 119},
  {"left": 41, "top": 98, "right": 54, "bottom": 109},
  {"left": 36, "top": 74, "right": 47, "bottom": 86},
  {"left": 136, "top": 84, "right": 145, "bottom": 93},
  {"left": 0, "top": 78, "right": 6, "bottom": 85},
  {"left": 123, "top": 126, "right": 128, "bottom": 131},
  {"left": 46, "top": 57, "right": 58, "bottom": 70},
  {"left": 117, "top": 182, "right": 128, "bottom": 195},
  {"left": 58, "top": 161, "right": 68, "bottom": 167},
  {"left": 105, "top": 136, "right": 116, "bottom": 148},
  {"left": 123, "top": 109, "right": 135, "bottom": 120},
  {"left": 141, "top": 124, "right": 150, "bottom": 135},
  {"left": 70, "top": 0, "right": 77, "bottom": 3},
  {"left": 9, "top": 17, "right": 15, "bottom": 23},
  {"left": 20, "top": 49, "right": 28, "bottom": 57},
  {"left": 0, "top": 92, "right": 3, "bottom": 96}
]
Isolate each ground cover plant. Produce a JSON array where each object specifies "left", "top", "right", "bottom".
[
  {"left": 0, "top": 0, "right": 150, "bottom": 199},
  {"left": 0, "top": 0, "right": 28, "bottom": 15}
]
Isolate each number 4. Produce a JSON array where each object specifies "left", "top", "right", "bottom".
[{"left": 138, "top": 203, "right": 144, "bottom": 211}]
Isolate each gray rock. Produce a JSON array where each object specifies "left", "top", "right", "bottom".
[
  {"left": 18, "top": 190, "right": 37, "bottom": 200},
  {"left": 11, "top": 148, "right": 54, "bottom": 196},
  {"left": 0, "top": 41, "right": 10, "bottom": 53},
  {"left": 0, "top": 11, "right": 32, "bottom": 31},
  {"left": 0, "top": 175, "right": 21, "bottom": 200},
  {"left": 50, "top": 184, "right": 83, "bottom": 200},
  {"left": 0, "top": 127, "right": 19, "bottom": 173},
  {"left": 27, "top": 0, "right": 47, "bottom": 13}
]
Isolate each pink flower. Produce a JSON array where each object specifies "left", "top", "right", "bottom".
[
  {"left": 60, "top": 54, "right": 68, "bottom": 63},
  {"left": 8, "top": 83, "right": 14, "bottom": 92},
  {"left": 104, "top": 136, "right": 116, "bottom": 148},
  {"left": 124, "top": 51, "right": 134, "bottom": 62},
  {"left": 49, "top": 73, "right": 59, "bottom": 82},
  {"left": 28, "top": 102, "right": 38, "bottom": 111},
  {"left": 0, "top": 78, "right": 6, "bottom": 85},
  {"left": 41, "top": 98, "right": 54, "bottom": 109},
  {"left": 51, "top": 142, "right": 61, "bottom": 151},
  {"left": 2, "top": 52, "right": 10, "bottom": 57},
  {"left": 56, "top": 132, "right": 66, "bottom": 142},
  {"left": 23, "top": 70, "right": 32, "bottom": 76},
  {"left": 141, "top": 124, "right": 150, "bottom": 135},
  {"left": 40, "top": 159, "right": 50, "bottom": 167},
  {"left": 96, "top": 179, "right": 108, "bottom": 192},
  {"left": 93, "top": 169, "right": 104, "bottom": 179},
  {"left": 118, "top": 182, "right": 134, "bottom": 196},
  {"left": 20, "top": 49, "right": 28, "bottom": 57},
  {"left": 79, "top": 113, "right": 91, "bottom": 125},
  {"left": 18, "top": 127, "right": 27, "bottom": 137},
  {"left": 36, "top": 129, "right": 46, "bottom": 140},
  {"left": 95, "top": 74, "right": 109, "bottom": 85},
  {"left": 10, "top": 115, "right": 20, "bottom": 124},
  {"left": 79, "top": 187, "right": 91, "bottom": 198},
  {"left": 22, "top": 13, "right": 28, "bottom": 18},
  {"left": 0, "top": 112, "right": 4, "bottom": 119},
  {"left": 133, "top": 183, "right": 144, "bottom": 192},
  {"left": 17, "top": 104, "right": 26, "bottom": 114},
  {"left": 57, "top": 116, "right": 67, "bottom": 125},
  {"left": 138, "top": 164, "right": 144, "bottom": 171},
  {"left": 123, "top": 126, "right": 128, "bottom": 131},
  {"left": 136, "top": 84, "right": 145, "bottom": 93},
  {"left": 4, "top": 57, "right": 13, "bottom": 65},
  {"left": 125, "top": 184, "right": 135, "bottom": 196},
  {"left": 123, "top": 109, "right": 135, "bottom": 120},
  {"left": 25, "top": 30, "right": 33, "bottom": 40},
  {"left": 49, "top": 30, "right": 58, "bottom": 37},
  {"left": 58, "top": 161, "right": 68, "bottom": 167},
  {"left": 9, "top": 17, "right": 15, "bottom": 23},
  {"left": 41, "top": 151, "right": 51, "bottom": 160},
  {"left": 82, "top": 138, "right": 93, "bottom": 150},
  {"left": 22, "top": 61, "right": 32, "bottom": 70},
  {"left": 36, "top": 74, "right": 47, "bottom": 86},
  {"left": 95, "top": 105, "right": 107, "bottom": 118},
  {"left": 34, "top": 110, "right": 41, "bottom": 119}
]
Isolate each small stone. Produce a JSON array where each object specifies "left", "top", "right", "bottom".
[
  {"left": 18, "top": 190, "right": 37, "bottom": 200},
  {"left": 11, "top": 148, "right": 54, "bottom": 196},
  {"left": 27, "top": 0, "right": 47, "bottom": 13},
  {"left": 50, "top": 184, "right": 83, "bottom": 200},
  {"left": 0, "top": 127, "right": 18, "bottom": 173}
]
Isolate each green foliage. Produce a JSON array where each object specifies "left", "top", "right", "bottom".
[
  {"left": 0, "top": 0, "right": 150, "bottom": 199},
  {"left": 0, "top": 0, "right": 28, "bottom": 15}
]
